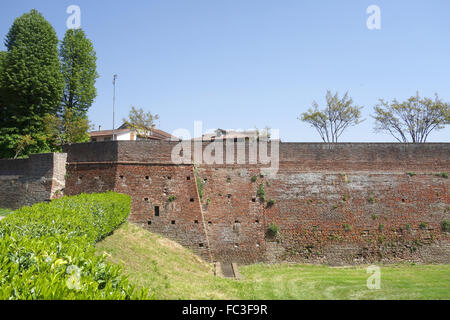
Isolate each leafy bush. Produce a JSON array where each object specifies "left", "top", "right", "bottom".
[
  {"left": 168, "top": 195, "right": 176, "bottom": 202},
  {"left": 268, "top": 223, "right": 279, "bottom": 236},
  {"left": 0, "top": 192, "right": 147, "bottom": 300},
  {"left": 343, "top": 224, "right": 352, "bottom": 232},
  {"left": 441, "top": 220, "right": 450, "bottom": 232},
  {"left": 257, "top": 183, "right": 266, "bottom": 202},
  {"left": 267, "top": 199, "right": 275, "bottom": 207},
  {"left": 251, "top": 176, "right": 258, "bottom": 183},
  {"left": 435, "top": 172, "right": 448, "bottom": 179},
  {"left": 419, "top": 222, "right": 427, "bottom": 230}
]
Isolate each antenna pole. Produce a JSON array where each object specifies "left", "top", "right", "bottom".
[{"left": 112, "top": 74, "right": 118, "bottom": 140}]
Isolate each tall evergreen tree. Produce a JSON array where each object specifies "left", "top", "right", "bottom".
[
  {"left": 0, "top": 9, "right": 64, "bottom": 158},
  {"left": 60, "top": 28, "right": 98, "bottom": 118},
  {"left": 55, "top": 28, "right": 98, "bottom": 145},
  {"left": 0, "top": 51, "right": 7, "bottom": 130}
]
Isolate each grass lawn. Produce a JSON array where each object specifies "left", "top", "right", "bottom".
[
  {"left": 95, "top": 222, "right": 450, "bottom": 300},
  {"left": 0, "top": 208, "right": 13, "bottom": 216}
]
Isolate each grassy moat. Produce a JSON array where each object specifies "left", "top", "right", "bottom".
[{"left": 96, "top": 222, "right": 450, "bottom": 300}]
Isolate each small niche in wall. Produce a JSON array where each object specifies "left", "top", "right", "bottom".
[
  {"left": 147, "top": 221, "right": 152, "bottom": 225},
  {"left": 154, "top": 206, "right": 160, "bottom": 216},
  {"left": 234, "top": 243, "right": 239, "bottom": 248},
  {"left": 194, "top": 220, "right": 199, "bottom": 224},
  {"left": 144, "top": 197, "right": 149, "bottom": 202},
  {"left": 255, "top": 219, "right": 260, "bottom": 224},
  {"left": 167, "top": 176, "right": 172, "bottom": 180},
  {"left": 190, "top": 198, "right": 195, "bottom": 202},
  {"left": 171, "top": 220, "right": 176, "bottom": 225},
  {"left": 227, "top": 194, "right": 232, "bottom": 199},
  {"left": 208, "top": 221, "right": 212, "bottom": 225},
  {"left": 119, "top": 175, "right": 124, "bottom": 179},
  {"left": 187, "top": 176, "right": 191, "bottom": 180},
  {"left": 199, "top": 243, "right": 204, "bottom": 248},
  {"left": 252, "top": 197, "right": 256, "bottom": 202},
  {"left": 145, "top": 176, "right": 149, "bottom": 180}
]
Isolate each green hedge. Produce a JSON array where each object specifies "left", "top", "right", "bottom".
[{"left": 0, "top": 192, "right": 148, "bottom": 300}]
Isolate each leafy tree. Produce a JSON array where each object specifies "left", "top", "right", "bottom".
[
  {"left": 14, "top": 135, "right": 36, "bottom": 159},
  {"left": 122, "top": 106, "right": 159, "bottom": 137},
  {"left": 299, "top": 91, "right": 363, "bottom": 143},
  {"left": 60, "top": 29, "right": 98, "bottom": 118},
  {"left": 0, "top": 10, "right": 64, "bottom": 158},
  {"left": 373, "top": 93, "right": 450, "bottom": 143},
  {"left": 43, "top": 109, "right": 91, "bottom": 147}
]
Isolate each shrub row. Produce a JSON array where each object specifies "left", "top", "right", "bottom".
[{"left": 0, "top": 192, "right": 147, "bottom": 300}]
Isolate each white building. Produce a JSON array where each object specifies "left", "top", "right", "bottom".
[{"left": 90, "top": 123, "right": 179, "bottom": 142}]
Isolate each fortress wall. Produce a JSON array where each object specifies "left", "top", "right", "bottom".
[
  {"left": 64, "top": 141, "right": 449, "bottom": 170},
  {"left": 63, "top": 141, "right": 450, "bottom": 265},
  {"left": 195, "top": 167, "right": 449, "bottom": 265},
  {"left": 114, "top": 164, "right": 211, "bottom": 261},
  {"left": 197, "top": 166, "right": 267, "bottom": 264},
  {"left": 0, "top": 153, "right": 67, "bottom": 209},
  {"left": 64, "top": 162, "right": 117, "bottom": 196},
  {"left": 64, "top": 160, "right": 212, "bottom": 261},
  {"left": 278, "top": 143, "right": 449, "bottom": 170}
]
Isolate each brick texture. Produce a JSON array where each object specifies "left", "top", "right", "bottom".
[
  {"left": 60, "top": 141, "right": 450, "bottom": 265},
  {"left": 0, "top": 153, "right": 67, "bottom": 209}
]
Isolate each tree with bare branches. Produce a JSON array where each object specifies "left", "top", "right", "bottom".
[
  {"left": 299, "top": 91, "right": 363, "bottom": 143},
  {"left": 122, "top": 106, "right": 159, "bottom": 137},
  {"left": 373, "top": 93, "right": 449, "bottom": 143}
]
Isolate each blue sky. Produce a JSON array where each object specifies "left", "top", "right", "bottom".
[{"left": 1, "top": 0, "right": 449, "bottom": 142}]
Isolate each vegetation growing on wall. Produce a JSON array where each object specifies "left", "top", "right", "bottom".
[
  {"left": 0, "top": 192, "right": 147, "bottom": 299},
  {"left": 257, "top": 183, "right": 266, "bottom": 202},
  {"left": 193, "top": 166, "right": 204, "bottom": 201},
  {"left": 435, "top": 172, "right": 448, "bottom": 179},
  {"left": 268, "top": 223, "right": 279, "bottom": 236},
  {"left": 442, "top": 220, "right": 450, "bottom": 232}
]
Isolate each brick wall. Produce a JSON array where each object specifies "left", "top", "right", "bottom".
[
  {"left": 63, "top": 141, "right": 450, "bottom": 265},
  {"left": 0, "top": 153, "right": 67, "bottom": 209}
]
